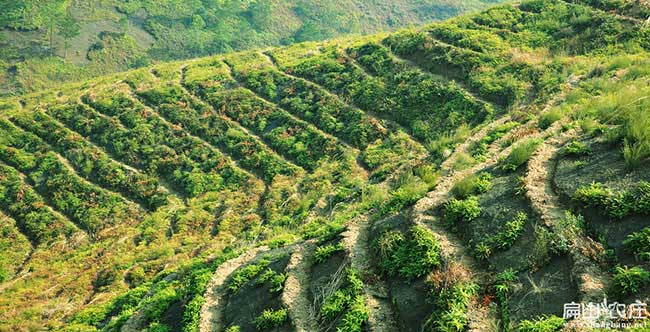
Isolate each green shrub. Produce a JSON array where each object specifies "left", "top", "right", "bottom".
[
  {"left": 320, "top": 268, "right": 368, "bottom": 330},
  {"left": 321, "top": 290, "right": 350, "bottom": 320},
  {"left": 451, "top": 172, "right": 493, "bottom": 199},
  {"left": 538, "top": 109, "right": 563, "bottom": 129},
  {"left": 255, "top": 269, "right": 287, "bottom": 293},
  {"left": 501, "top": 138, "right": 542, "bottom": 171},
  {"left": 610, "top": 266, "right": 650, "bottom": 297},
  {"left": 314, "top": 242, "right": 345, "bottom": 264},
  {"left": 517, "top": 315, "right": 565, "bottom": 332},
  {"left": 563, "top": 141, "right": 590, "bottom": 156},
  {"left": 374, "top": 226, "right": 441, "bottom": 279},
  {"left": 634, "top": 182, "right": 650, "bottom": 214},
  {"left": 443, "top": 197, "right": 482, "bottom": 225},
  {"left": 474, "top": 212, "right": 527, "bottom": 259},
  {"left": 494, "top": 212, "right": 527, "bottom": 250},
  {"left": 431, "top": 282, "right": 479, "bottom": 332},
  {"left": 228, "top": 259, "right": 270, "bottom": 292},
  {"left": 573, "top": 183, "right": 635, "bottom": 219},
  {"left": 337, "top": 295, "right": 369, "bottom": 332},
  {"left": 224, "top": 326, "right": 240, "bottom": 332},
  {"left": 253, "top": 308, "right": 288, "bottom": 330},
  {"left": 623, "top": 227, "right": 650, "bottom": 262}
]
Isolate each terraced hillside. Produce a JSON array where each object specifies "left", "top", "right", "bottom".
[{"left": 1, "top": 0, "right": 650, "bottom": 331}]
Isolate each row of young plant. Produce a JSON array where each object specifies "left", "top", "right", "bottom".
[
  {"left": 0, "top": 162, "right": 76, "bottom": 245},
  {"left": 223, "top": 52, "right": 434, "bottom": 179},
  {"left": 83, "top": 89, "right": 257, "bottom": 194},
  {"left": 445, "top": 172, "right": 527, "bottom": 261},
  {"left": 268, "top": 41, "right": 488, "bottom": 160},
  {"left": 348, "top": 42, "right": 493, "bottom": 147},
  {"left": 573, "top": 181, "right": 650, "bottom": 220},
  {"left": 47, "top": 99, "right": 249, "bottom": 199},
  {"left": 383, "top": 2, "right": 588, "bottom": 107},
  {"left": 224, "top": 52, "right": 385, "bottom": 150},
  {"left": 136, "top": 84, "right": 301, "bottom": 183},
  {"left": 225, "top": 254, "right": 290, "bottom": 331},
  {"left": 567, "top": 0, "right": 650, "bottom": 20},
  {"left": 203, "top": 88, "right": 347, "bottom": 172},
  {"left": 7, "top": 113, "right": 169, "bottom": 210},
  {"left": 0, "top": 129, "right": 138, "bottom": 237}
]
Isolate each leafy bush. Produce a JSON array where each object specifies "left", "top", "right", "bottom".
[
  {"left": 443, "top": 197, "right": 482, "bottom": 225},
  {"left": 623, "top": 228, "right": 650, "bottom": 262},
  {"left": 253, "top": 308, "right": 287, "bottom": 330},
  {"left": 611, "top": 266, "right": 650, "bottom": 297},
  {"left": 501, "top": 138, "right": 542, "bottom": 171},
  {"left": 228, "top": 259, "right": 270, "bottom": 292},
  {"left": 451, "top": 172, "right": 493, "bottom": 199},
  {"left": 374, "top": 226, "right": 441, "bottom": 279},
  {"left": 314, "top": 242, "right": 345, "bottom": 264},
  {"left": 255, "top": 269, "right": 287, "bottom": 293},
  {"left": 517, "top": 315, "right": 565, "bottom": 332},
  {"left": 337, "top": 295, "right": 369, "bottom": 332},
  {"left": 320, "top": 268, "right": 368, "bottom": 330},
  {"left": 430, "top": 282, "right": 479, "bottom": 332},
  {"left": 495, "top": 269, "right": 517, "bottom": 330},
  {"left": 573, "top": 183, "right": 635, "bottom": 219},
  {"left": 494, "top": 212, "right": 527, "bottom": 250},
  {"left": 563, "top": 141, "right": 590, "bottom": 156}
]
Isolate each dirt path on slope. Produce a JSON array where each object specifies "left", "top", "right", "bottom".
[
  {"left": 410, "top": 120, "right": 568, "bottom": 331},
  {"left": 198, "top": 246, "right": 273, "bottom": 332},
  {"left": 281, "top": 241, "right": 318, "bottom": 332},
  {"left": 524, "top": 130, "right": 609, "bottom": 302},
  {"left": 341, "top": 217, "right": 399, "bottom": 332}
]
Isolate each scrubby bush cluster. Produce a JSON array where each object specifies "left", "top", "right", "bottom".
[
  {"left": 253, "top": 308, "right": 288, "bottom": 330},
  {"left": 443, "top": 196, "right": 482, "bottom": 226},
  {"left": 610, "top": 266, "right": 650, "bottom": 297},
  {"left": 320, "top": 268, "right": 369, "bottom": 332},
  {"left": 573, "top": 182, "right": 650, "bottom": 219},
  {"left": 623, "top": 227, "right": 650, "bottom": 262},
  {"left": 474, "top": 212, "right": 527, "bottom": 260},
  {"left": 374, "top": 226, "right": 442, "bottom": 279}
]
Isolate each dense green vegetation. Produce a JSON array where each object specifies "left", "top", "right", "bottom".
[
  {"left": 2, "top": 0, "right": 650, "bottom": 331},
  {"left": 0, "top": 0, "right": 501, "bottom": 95}
]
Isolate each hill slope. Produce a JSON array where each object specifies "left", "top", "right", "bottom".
[
  {"left": 1, "top": 0, "right": 650, "bottom": 331},
  {"left": 0, "top": 0, "right": 501, "bottom": 96}
]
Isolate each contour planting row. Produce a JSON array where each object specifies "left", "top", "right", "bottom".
[
  {"left": 383, "top": 26, "right": 563, "bottom": 107},
  {"left": 269, "top": 41, "right": 493, "bottom": 149},
  {"left": 224, "top": 52, "right": 385, "bottom": 150},
  {"left": 82, "top": 88, "right": 259, "bottom": 193},
  {"left": 201, "top": 88, "right": 350, "bottom": 172},
  {"left": 223, "top": 52, "right": 427, "bottom": 179},
  {"left": 182, "top": 59, "right": 359, "bottom": 172},
  {"left": 0, "top": 128, "right": 140, "bottom": 237},
  {"left": 0, "top": 162, "right": 78, "bottom": 245},
  {"left": 7, "top": 113, "right": 169, "bottom": 210},
  {"left": 49, "top": 98, "right": 250, "bottom": 199},
  {"left": 134, "top": 83, "right": 303, "bottom": 183}
]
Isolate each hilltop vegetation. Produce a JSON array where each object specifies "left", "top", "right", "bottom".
[
  {"left": 0, "top": 0, "right": 501, "bottom": 96},
  {"left": 1, "top": 0, "right": 650, "bottom": 331}
]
